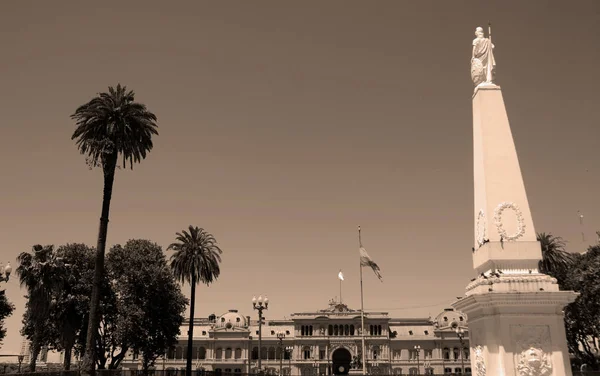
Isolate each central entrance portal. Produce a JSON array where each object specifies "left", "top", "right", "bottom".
[{"left": 332, "top": 348, "right": 352, "bottom": 375}]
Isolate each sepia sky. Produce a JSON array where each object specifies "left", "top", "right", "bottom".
[{"left": 1, "top": 0, "right": 599, "bottom": 355}]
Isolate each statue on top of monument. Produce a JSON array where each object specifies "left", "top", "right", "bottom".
[{"left": 471, "top": 24, "right": 496, "bottom": 87}]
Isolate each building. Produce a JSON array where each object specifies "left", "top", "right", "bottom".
[{"left": 119, "top": 299, "right": 471, "bottom": 375}]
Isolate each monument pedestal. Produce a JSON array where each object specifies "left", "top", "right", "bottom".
[{"left": 453, "top": 274, "right": 577, "bottom": 376}]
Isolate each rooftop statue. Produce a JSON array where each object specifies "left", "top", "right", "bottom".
[{"left": 471, "top": 24, "right": 496, "bottom": 87}]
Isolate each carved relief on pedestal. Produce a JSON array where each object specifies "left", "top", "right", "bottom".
[
  {"left": 511, "top": 325, "right": 553, "bottom": 376},
  {"left": 476, "top": 209, "right": 487, "bottom": 247},
  {"left": 493, "top": 202, "right": 526, "bottom": 241},
  {"left": 473, "top": 345, "right": 486, "bottom": 376}
]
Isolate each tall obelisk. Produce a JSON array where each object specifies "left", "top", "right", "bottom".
[{"left": 452, "top": 25, "right": 577, "bottom": 376}]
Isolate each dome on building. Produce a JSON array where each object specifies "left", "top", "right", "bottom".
[
  {"left": 433, "top": 308, "right": 467, "bottom": 329},
  {"left": 216, "top": 309, "right": 247, "bottom": 329}
]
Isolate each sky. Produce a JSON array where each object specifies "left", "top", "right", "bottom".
[{"left": 1, "top": 0, "right": 599, "bottom": 356}]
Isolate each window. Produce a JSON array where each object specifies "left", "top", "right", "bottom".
[
  {"left": 425, "top": 368, "right": 434, "bottom": 375},
  {"left": 465, "top": 367, "right": 472, "bottom": 373},
  {"left": 225, "top": 348, "right": 232, "bottom": 359},
  {"left": 425, "top": 349, "right": 433, "bottom": 359},
  {"left": 319, "top": 350, "right": 325, "bottom": 360},
  {"left": 303, "top": 347, "right": 311, "bottom": 360},
  {"left": 444, "top": 368, "right": 452, "bottom": 374},
  {"left": 424, "top": 330, "right": 429, "bottom": 335},
  {"left": 454, "top": 368, "right": 462, "bottom": 374},
  {"left": 286, "top": 330, "right": 290, "bottom": 335},
  {"left": 372, "top": 346, "right": 380, "bottom": 360},
  {"left": 453, "top": 348, "right": 460, "bottom": 360},
  {"left": 350, "top": 325, "right": 355, "bottom": 335},
  {"left": 464, "top": 348, "right": 470, "bottom": 360},
  {"left": 268, "top": 347, "right": 276, "bottom": 360},
  {"left": 202, "top": 331, "right": 207, "bottom": 335},
  {"left": 235, "top": 348, "right": 242, "bottom": 359},
  {"left": 328, "top": 325, "right": 333, "bottom": 335},
  {"left": 443, "top": 348, "right": 450, "bottom": 360},
  {"left": 261, "top": 347, "right": 267, "bottom": 360},
  {"left": 459, "top": 316, "right": 464, "bottom": 321},
  {"left": 271, "top": 330, "right": 275, "bottom": 335},
  {"left": 216, "top": 348, "right": 223, "bottom": 359},
  {"left": 252, "top": 347, "right": 258, "bottom": 360},
  {"left": 408, "top": 330, "right": 413, "bottom": 335},
  {"left": 221, "top": 318, "right": 225, "bottom": 322},
  {"left": 236, "top": 317, "right": 240, "bottom": 322},
  {"left": 409, "top": 368, "right": 418, "bottom": 375},
  {"left": 444, "top": 316, "right": 448, "bottom": 322}
]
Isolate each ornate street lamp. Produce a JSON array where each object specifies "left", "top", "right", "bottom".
[
  {"left": 0, "top": 262, "right": 12, "bottom": 283},
  {"left": 285, "top": 346, "right": 293, "bottom": 376},
  {"left": 455, "top": 327, "right": 466, "bottom": 374},
  {"left": 413, "top": 345, "right": 421, "bottom": 375},
  {"left": 277, "top": 331, "right": 286, "bottom": 376},
  {"left": 253, "top": 295, "right": 269, "bottom": 373}
]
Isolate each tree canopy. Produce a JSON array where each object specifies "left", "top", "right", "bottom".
[{"left": 0, "top": 290, "right": 14, "bottom": 347}]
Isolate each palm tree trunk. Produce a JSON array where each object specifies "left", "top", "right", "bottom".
[
  {"left": 81, "top": 153, "right": 118, "bottom": 376},
  {"left": 186, "top": 276, "right": 196, "bottom": 376}
]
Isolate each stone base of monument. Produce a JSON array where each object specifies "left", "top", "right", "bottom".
[{"left": 453, "top": 277, "right": 576, "bottom": 376}]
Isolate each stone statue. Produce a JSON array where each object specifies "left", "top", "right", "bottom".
[{"left": 471, "top": 25, "right": 496, "bottom": 87}]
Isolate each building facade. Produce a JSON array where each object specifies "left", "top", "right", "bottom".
[{"left": 119, "top": 300, "right": 471, "bottom": 375}]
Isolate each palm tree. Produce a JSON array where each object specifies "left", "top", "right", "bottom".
[
  {"left": 71, "top": 84, "right": 159, "bottom": 376},
  {"left": 537, "top": 232, "right": 574, "bottom": 286},
  {"left": 16, "top": 245, "right": 67, "bottom": 371},
  {"left": 168, "top": 226, "right": 223, "bottom": 376}
]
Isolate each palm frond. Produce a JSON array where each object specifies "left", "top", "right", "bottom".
[
  {"left": 71, "top": 84, "right": 159, "bottom": 170},
  {"left": 168, "top": 226, "right": 223, "bottom": 287}
]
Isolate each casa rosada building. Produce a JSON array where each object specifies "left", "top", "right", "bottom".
[{"left": 121, "top": 300, "right": 472, "bottom": 375}]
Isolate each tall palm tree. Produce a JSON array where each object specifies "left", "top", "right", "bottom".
[
  {"left": 16, "top": 245, "right": 67, "bottom": 371},
  {"left": 168, "top": 226, "right": 223, "bottom": 376},
  {"left": 537, "top": 232, "right": 574, "bottom": 286},
  {"left": 71, "top": 84, "right": 159, "bottom": 376}
]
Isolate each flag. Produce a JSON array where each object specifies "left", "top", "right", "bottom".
[
  {"left": 359, "top": 247, "right": 383, "bottom": 281},
  {"left": 338, "top": 270, "right": 344, "bottom": 281}
]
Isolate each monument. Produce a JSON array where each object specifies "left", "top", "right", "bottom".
[{"left": 452, "top": 25, "right": 578, "bottom": 376}]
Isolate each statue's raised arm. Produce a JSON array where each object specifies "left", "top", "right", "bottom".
[{"left": 471, "top": 25, "right": 496, "bottom": 87}]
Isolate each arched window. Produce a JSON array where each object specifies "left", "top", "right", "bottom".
[
  {"left": 176, "top": 347, "right": 183, "bottom": 359},
  {"left": 372, "top": 346, "right": 379, "bottom": 359},
  {"left": 276, "top": 347, "right": 282, "bottom": 360},
  {"left": 444, "top": 367, "right": 452, "bottom": 374},
  {"left": 328, "top": 325, "right": 333, "bottom": 335},
  {"left": 345, "top": 325, "right": 349, "bottom": 335},
  {"left": 465, "top": 367, "right": 472, "bottom": 373},
  {"left": 463, "top": 348, "right": 470, "bottom": 360},
  {"left": 261, "top": 347, "right": 267, "bottom": 360},
  {"left": 268, "top": 347, "right": 276, "bottom": 360},
  {"left": 409, "top": 368, "right": 418, "bottom": 375},
  {"left": 252, "top": 347, "right": 258, "bottom": 360},
  {"left": 235, "top": 348, "right": 242, "bottom": 359},
  {"left": 369, "top": 325, "right": 373, "bottom": 335},
  {"left": 301, "top": 325, "right": 305, "bottom": 336},
  {"left": 198, "top": 347, "right": 206, "bottom": 359},
  {"left": 309, "top": 325, "right": 313, "bottom": 336},
  {"left": 334, "top": 325, "right": 338, "bottom": 336},
  {"left": 443, "top": 348, "right": 450, "bottom": 360},
  {"left": 350, "top": 325, "right": 355, "bottom": 335},
  {"left": 216, "top": 348, "right": 223, "bottom": 359},
  {"left": 303, "top": 346, "right": 311, "bottom": 360},
  {"left": 225, "top": 348, "right": 232, "bottom": 359},
  {"left": 453, "top": 348, "right": 460, "bottom": 360},
  {"left": 454, "top": 368, "right": 462, "bottom": 374},
  {"left": 378, "top": 325, "right": 382, "bottom": 335}
]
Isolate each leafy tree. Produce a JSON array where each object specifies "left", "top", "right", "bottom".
[
  {"left": 96, "top": 239, "right": 187, "bottom": 371},
  {"left": 0, "top": 290, "right": 15, "bottom": 347},
  {"left": 169, "top": 226, "right": 223, "bottom": 376},
  {"left": 563, "top": 246, "right": 600, "bottom": 370},
  {"left": 71, "top": 84, "right": 159, "bottom": 376},
  {"left": 17, "top": 245, "right": 67, "bottom": 371},
  {"left": 51, "top": 243, "right": 96, "bottom": 370}
]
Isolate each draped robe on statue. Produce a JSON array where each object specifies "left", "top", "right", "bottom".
[{"left": 471, "top": 36, "right": 496, "bottom": 86}]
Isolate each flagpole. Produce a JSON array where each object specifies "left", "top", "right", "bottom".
[
  {"left": 358, "top": 226, "right": 366, "bottom": 376},
  {"left": 340, "top": 273, "right": 343, "bottom": 303}
]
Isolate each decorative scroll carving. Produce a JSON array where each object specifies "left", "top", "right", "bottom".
[
  {"left": 474, "top": 345, "right": 486, "bottom": 376},
  {"left": 511, "top": 325, "right": 553, "bottom": 376},
  {"left": 494, "top": 202, "right": 526, "bottom": 241}
]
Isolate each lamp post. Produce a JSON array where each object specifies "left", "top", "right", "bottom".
[
  {"left": 454, "top": 327, "right": 465, "bottom": 374},
  {"left": 0, "top": 262, "right": 12, "bottom": 283},
  {"left": 413, "top": 345, "right": 421, "bottom": 375},
  {"left": 277, "top": 332, "right": 286, "bottom": 376},
  {"left": 17, "top": 355, "right": 24, "bottom": 373},
  {"left": 253, "top": 295, "right": 269, "bottom": 374},
  {"left": 286, "top": 346, "right": 293, "bottom": 376}
]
